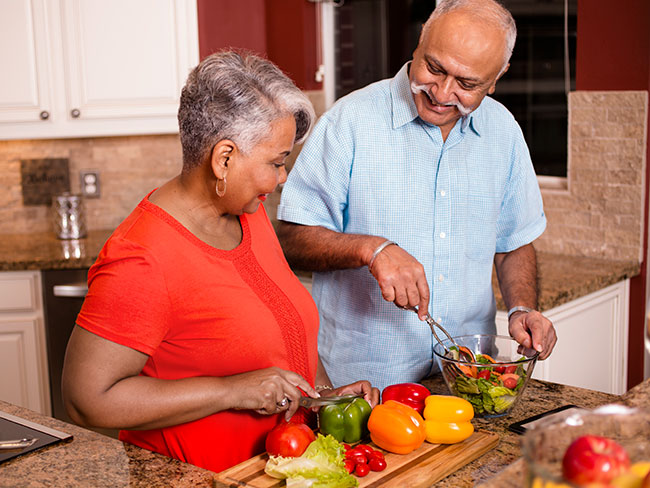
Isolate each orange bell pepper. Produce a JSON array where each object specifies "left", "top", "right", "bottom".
[{"left": 367, "top": 400, "right": 426, "bottom": 454}]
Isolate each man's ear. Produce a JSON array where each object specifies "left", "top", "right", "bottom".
[
  {"left": 210, "top": 140, "right": 236, "bottom": 179},
  {"left": 488, "top": 63, "right": 509, "bottom": 95}
]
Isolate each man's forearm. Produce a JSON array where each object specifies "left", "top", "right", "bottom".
[
  {"left": 494, "top": 243, "right": 538, "bottom": 310},
  {"left": 276, "top": 221, "right": 386, "bottom": 272}
]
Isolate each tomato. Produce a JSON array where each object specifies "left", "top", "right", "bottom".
[
  {"left": 344, "top": 459, "right": 355, "bottom": 474},
  {"left": 477, "top": 369, "right": 491, "bottom": 380},
  {"left": 356, "top": 444, "right": 374, "bottom": 457},
  {"left": 369, "top": 457, "right": 387, "bottom": 472},
  {"left": 265, "top": 421, "right": 316, "bottom": 457},
  {"left": 494, "top": 366, "right": 506, "bottom": 374},
  {"left": 355, "top": 463, "right": 370, "bottom": 477},
  {"left": 504, "top": 365, "right": 517, "bottom": 374},
  {"left": 368, "top": 450, "right": 385, "bottom": 461}
]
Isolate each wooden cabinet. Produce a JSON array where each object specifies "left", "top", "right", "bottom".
[
  {"left": 0, "top": 271, "right": 50, "bottom": 414},
  {"left": 497, "top": 280, "right": 629, "bottom": 395},
  {"left": 0, "top": 0, "right": 198, "bottom": 140}
]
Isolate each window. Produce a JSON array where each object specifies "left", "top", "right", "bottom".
[{"left": 332, "top": 0, "right": 576, "bottom": 177}]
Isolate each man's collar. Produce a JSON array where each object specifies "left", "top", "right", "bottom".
[
  {"left": 390, "top": 62, "right": 420, "bottom": 129},
  {"left": 390, "top": 61, "right": 483, "bottom": 137}
]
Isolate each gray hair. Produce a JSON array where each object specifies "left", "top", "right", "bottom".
[
  {"left": 178, "top": 50, "right": 316, "bottom": 170},
  {"left": 421, "top": 0, "right": 517, "bottom": 76}
]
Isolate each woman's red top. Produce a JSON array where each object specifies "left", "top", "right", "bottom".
[{"left": 76, "top": 193, "right": 319, "bottom": 472}]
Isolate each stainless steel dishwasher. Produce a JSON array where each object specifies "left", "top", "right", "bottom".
[{"left": 41, "top": 268, "right": 118, "bottom": 438}]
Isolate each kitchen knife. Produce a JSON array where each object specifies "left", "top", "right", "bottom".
[{"left": 298, "top": 394, "right": 362, "bottom": 408}]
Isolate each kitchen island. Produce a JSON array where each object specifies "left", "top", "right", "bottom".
[{"left": 1, "top": 377, "right": 648, "bottom": 488}]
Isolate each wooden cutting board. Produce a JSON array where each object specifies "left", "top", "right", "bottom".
[{"left": 215, "top": 430, "right": 499, "bottom": 488}]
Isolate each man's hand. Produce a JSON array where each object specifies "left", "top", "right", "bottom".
[
  {"left": 369, "top": 244, "right": 430, "bottom": 320},
  {"left": 508, "top": 310, "right": 557, "bottom": 360}
]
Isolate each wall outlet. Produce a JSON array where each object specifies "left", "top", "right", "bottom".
[{"left": 80, "top": 170, "right": 100, "bottom": 198}]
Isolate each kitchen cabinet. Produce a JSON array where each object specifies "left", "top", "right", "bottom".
[
  {"left": 0, "top": 0, "right": 198, "bottom": 140},
  {"left": 496, "top": 280, "right": 629, "bottom": 395},
  {"left": 0, "top": 271, "right": 50, "bottom": 415}
]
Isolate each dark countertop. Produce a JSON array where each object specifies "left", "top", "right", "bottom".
[
  {"left": 0, "top": 229, "right": 640, "bottom": 312},
  {"left": 1, "top": 377, "right": 648, "bottom": 487}
]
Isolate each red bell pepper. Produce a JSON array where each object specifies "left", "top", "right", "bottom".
[{"left": 381, "top": 382, "right": 431, "bottom": 414}]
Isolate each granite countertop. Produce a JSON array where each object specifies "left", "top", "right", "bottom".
[
  {"left": 0, "top": 230, "right": 640, "bottom": 312},
  {"left": 1, "top": 377, "right": 648, "bottom": 487}
]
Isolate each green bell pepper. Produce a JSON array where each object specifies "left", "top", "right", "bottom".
[{"left": 318, "top": 397, "right": 372, "bottom": 443}]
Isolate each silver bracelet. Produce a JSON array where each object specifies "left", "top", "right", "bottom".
[
  {"left": 507, "top": 305, "right": 535, "bottom": 320},
  {"left": 368, "top": 240, "right": 398, "bottom": 272}
]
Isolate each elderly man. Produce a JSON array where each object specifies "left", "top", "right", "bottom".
[{"left": 277, "top": 0, "right": 557, "bottom": 390}]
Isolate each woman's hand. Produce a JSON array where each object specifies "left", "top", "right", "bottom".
[
  {"left": 225, "top": 367, "right": 319, "bottom": 421},
  {"left": 325, "top": 380, "right": 380, "bottom": 408}
]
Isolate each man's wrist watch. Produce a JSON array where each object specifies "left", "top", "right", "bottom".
[{"left": 507, "top": 306, "right": 535, "bottom": 320}]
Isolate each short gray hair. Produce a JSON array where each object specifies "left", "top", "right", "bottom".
[
  {"left": 421, "top": 0, "right": 517, "bottom": 75},
  {"left": 178, "top": 50, "right": 316, "bottom": 170}
]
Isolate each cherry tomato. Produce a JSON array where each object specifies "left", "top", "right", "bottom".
[
  {"left": 368, "top": 450, "right": 385, "bottom": 461},
  {"left": 504, "top": 365, "right": 517, "bottom": 374},
  {"left": 494, "top": 366, "right": 506, "bottom": 374},
  {"left": 356, "top": 444, "right": 374, "bottom": 457},
  {"left": 477, "top": 369, "right": 491, "bottom": 380},
  {"left": 355, "top": 463, "right": 370, "bottom": 477},
  {"left": 369, "top": 457, "right": 388, "bottom": 472},
  {"left": 342, "top": 443, "right": 351, "bottom": 451},
  {"left": 345, "top": 448, "right": 362, "bottom": 459},
  {"left": 265, "top": 421, "right": 316, "bottom": 457},
  {"left": 344, "top": 459, "right": 355, "bottom": 474}
]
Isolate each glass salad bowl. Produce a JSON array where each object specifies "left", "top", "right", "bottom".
[{"left": 433, "top": 334, "right": 539, "bottom": 418}]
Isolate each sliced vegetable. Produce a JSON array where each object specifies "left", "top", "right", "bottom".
[
  {"left": 367, "top": 400, "right": 426, "bottom": 454},
  {"left": 381, "top": 382, "right": 431, "bottom": 414},
  {"left": 446, "top": 351, "right": 530, "bottom": 416},
  {"left": 318, "top": 397, "right": 372, "bottom": 444}
]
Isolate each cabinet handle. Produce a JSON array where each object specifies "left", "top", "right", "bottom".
[
  {"left": 70, "top": 108, "right": 81, "bottom": 118},
  {"left": 53, "top": 283, "right": 88, "bottom": 297},
  {"left": 40, "top": 110, "right": 50, "bottom": 120}
]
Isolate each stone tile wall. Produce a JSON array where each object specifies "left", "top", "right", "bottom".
[
  {"left": 535, "top": 91, "right": 648, "bottom": 262},
  {"left": 0, "top": 90, "right": 647, "bottom": 266},
  {"left": 0, "top": 135, "right": 183, "bottom": 235}
]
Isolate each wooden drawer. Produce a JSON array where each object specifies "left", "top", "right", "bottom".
[{"left": 0, "top": 271, "right": 40, "bottom": 312}]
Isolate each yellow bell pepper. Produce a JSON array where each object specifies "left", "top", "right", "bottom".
[
  {"left": 423, "top": 395, "right": 474, "bottom": 444},
  {"left": 367, "top": 400, "right": 426, "bottom": 454}
]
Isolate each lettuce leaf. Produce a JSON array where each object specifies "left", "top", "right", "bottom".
[{"left": 265, "top": 434, "right": 357, "bottom": 488}]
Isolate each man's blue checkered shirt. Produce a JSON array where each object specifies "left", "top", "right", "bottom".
[{"left": 278, "top": 63, "right": 546, "bottom": 391}]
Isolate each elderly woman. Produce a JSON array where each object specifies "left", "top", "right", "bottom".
[{"left": 62, "top": 51, "right": 379, "bottom": 473}]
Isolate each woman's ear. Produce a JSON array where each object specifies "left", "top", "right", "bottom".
[{"left": 210, "top": 140, "right": 236, "bottom": 179}]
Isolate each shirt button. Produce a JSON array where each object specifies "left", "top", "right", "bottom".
[
  {"left": 438, "top": 274, "right": 444, "bottom": 282},
  {"left": 440, "top": 190, "right": 446, "bottom": 196},
  {"left": 440, "top": 232, "right": 446, "bottom": 239}
]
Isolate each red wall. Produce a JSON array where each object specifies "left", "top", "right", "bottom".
[
  {"left": 576, "top": 0, "right": 650, "bottom": 388},
  {"left": 196, "top": 0, "right": 321, "bottom": 91}
]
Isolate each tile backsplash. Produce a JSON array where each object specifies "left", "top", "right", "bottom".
[
  {"left": 535, "top": 91, "right": 648, "bottom": 262},
  {"left": 0, "top": 90, "right": 647, "bottom": 265},
  {"left": 0, "top": 135, "right": 182, "bottom": 234}
]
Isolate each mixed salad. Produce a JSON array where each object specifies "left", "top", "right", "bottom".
[{"left": 444, "top": 347, "right": 529, "bottom": 416}]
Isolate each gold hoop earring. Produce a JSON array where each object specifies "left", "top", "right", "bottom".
[{"left": 216, "top": 177, "right": 227, "bottom": 197}]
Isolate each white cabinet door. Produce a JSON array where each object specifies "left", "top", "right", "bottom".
[
  {"left": 0, "top": 271, "right": 50, "bottom": 415},
  {"left": 496, "top": 280, "right": 629, "bottom": 395},
  {"left": 0, "top": 0, "right": 55, "bottom": 124},
  {"left": 0, "top": 318, "right": 48, "bottom": 413},
  {"left": 0, "top": 0, "right": 198, "bottom": 140}
]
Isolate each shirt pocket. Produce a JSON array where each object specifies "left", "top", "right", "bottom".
[{"left": 463, "top": 191, "right": 498, "bottom": 262}]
